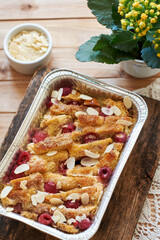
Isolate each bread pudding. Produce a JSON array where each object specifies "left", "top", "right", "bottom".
[{"left": 0, "top": 86, "right": 134, "bottom": 234}]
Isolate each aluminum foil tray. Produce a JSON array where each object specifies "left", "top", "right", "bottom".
[{"left": 0, "top": 69, "right": 148, "bottom": 240}]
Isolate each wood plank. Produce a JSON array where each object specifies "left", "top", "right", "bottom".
[
  {"left": 0, "top": 80, "right": 29, "bottom": 112},
  {"left": 0, "top": 0, "right": 93, "bottom": 20},
  {"left": 0, "top": 19, "right": 108, "bottom": 50},
  {"left": 0, "top": 67, "right": 160, "bottom": 240},
  {"left": 0, "top": 114, "right": 15, "bottom": 147},
  {"left": 0, "top": 48, "right": 159, "bottom": 84}
]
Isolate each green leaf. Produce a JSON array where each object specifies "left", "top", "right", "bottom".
[
  {"left": 87, "top": 0, "right": 120, "bottom": 29},
  {"left": 75, "top": 36, "right": 101, "bottom": 62},
  {"left": 76, "top": 34, "right": 136, "bottom": 64},
  {"left": 150, "top": 17, "right": 160, "bottom": 31},
  {"left": 112, "top": 4, "right": 122, "bottom": 29},
  {"left": 110, "top": 30, "right": 140, "bottom": 53},
  {"left": 141, "top": 46, "right": 160, "bottom": 69},
  {"left": 146, "top": 31, "right": 155, "bottom": 42}
]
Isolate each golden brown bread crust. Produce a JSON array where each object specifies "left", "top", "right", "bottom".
[
  {"left": 50, "top": 102, "right": 85, "bottom": 116},
  {"left": 10, "top": 173, "right": 44, "bottom": 191},
  {"left": 76, "top": 115, "right": 105, "bottom": 127},
  {"left": 68, "top": 138, "right": 112, "bottom": 158},
  {"left": 43, "top": 172, "right": 99, "bottom": 191},
  {"left": 27, "top": 133, "right": 73, "bottom": 154},
  {"left": 67, "top": 151, "right": 119, "bottom": 176},
  {"left": 41, "top": 114, "right": 73, "bottom": 136}
]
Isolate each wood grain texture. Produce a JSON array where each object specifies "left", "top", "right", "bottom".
[
  {"left": 0, "top": 19, "right": 108, "bottom": 50},
  {"left": 0, "top": 114, "right": 15, "bottom": 147},
  {"left": 0, "top": 67, "right": 160, "bottom": 240},
  {"left": 0, "top": 0, "right": 93, "bottom": 20},
  {"left": 0, "top": 48, "right": 159, "bottom": 84}
]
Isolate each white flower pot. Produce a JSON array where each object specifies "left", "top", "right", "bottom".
[{"left": 121, "top": 59, "right": 160, "bottom": 78}]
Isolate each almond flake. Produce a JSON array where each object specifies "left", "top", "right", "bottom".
[
  {"left": 6, "top": 207, "right": 14, "bottom": 212},
  {"left": 51, "top": 98, "right": 59, "bottom": 105},
  {"left": 0, "top": 186, "right": 13, "bottom": 199},
  {"left": 71, "top": 89, "right": 77, "bottom": 95},
  {"left": 35, "top": 191, "right": 48, "bottom": 204},
  {"left": 75, "top": 214, "right": 86, "bottom": 222},
  {"left": 51, "top": 214, "right": 60, "bottom": 224},
  {"left": 79, "top": 94, "right": 92, "bottom": 100},
  {"left": 84, "top": 150, "right": 100, "bottom": 159},
  {"left": 58, "top": 205, "right": 65, "bottom": 209},
  {"left": 75, "top": 111, "right": 87, "bottom": 118},
  {"left": 51, "top": 210, "right": 66, "bottom": 223},
  {"left": 81, "top": 157, "right": 99, "bottom": 167},
  {"left": 67, "top": 218, "right": 76, "bottom": 225},
  {"left": 57, "top": 88, "right": 63, "bottom": 101},
  {"left": 101, "top": 107, "right": 113, "bottom": 116},
  {"left": 86, "top": 107, "right": 99, "bottom": 116},
  {"left": 51, "top": 207, "right": 56, "bottom": 212},
  {"left": 14, "top": 164, "right": 29, "bottom": 174},
  {"left": 66, "top": 193, "right": 80, "bottom": 200},
  {"left": 65, "top": 157, "right": 75, "bottom": 170},
  {"left": 50, "top": 198, "right": 64, "bottom": 205},
  {"left": 104, "top": 143, "right": 114, "bottom": 153},
  {"left": 51, "top": 90, "right": 58, "bottom": 99},
  {"left": 46, "top": 151, "right": 57, "bottom": 156},
  {"left": 116, "top": 119, "right": 133, "bottom": 126},
  {"left": 81, "top": 193, "right": 89, "bottom": 205},
  {"left": 20, "top": 180, "right": 27, "bottom": 190},
  {"left": 56, "top": 181, "right": 61, "bottom": 189},
  {"left": 123, "top": 96, "right": 132, "bottom": 109},
  {"left": 31, "top": 195, "right": 37, "bottom": 206},
  {"left": 31, "top": 191, "right": 48, "bottom": 206},
  {"left": 111, "top": 105, "right": 121, "bottom": 116}
]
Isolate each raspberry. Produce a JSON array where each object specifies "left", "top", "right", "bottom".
[
  {"left": 13, "top": 203, "right": 22, "bottom": 214},
  {"left": 83, "top": 133, "right": 98, "bottom": 143},
  {"left": 99, "top": 111, "right": 106, "bottom": 117},
  {"left": 78, "top": 218, "right": 91, "bottom": 230},
  {"left": 62, "top": 123, "right": 76, "bottom": 133},
  {"left": 73, "top": 221, "right": 79, "bottom": 228},
  {"left": 114, "top": 132, "right": 127, "bottom": 143},
  {"left": 32, "top": 131, "right": 47, "bottom": 143},
  {"left": 44, "top": 96, "right": 53, "bottom": 109},
  {"left": 17, "top": 151, "right": 30, "bottom": 165},
  {"left": 67, "top": 101, "right": 81, "bottom": 105},
  {"left": 44, "top": 181, "right": 59, "bottom": 194},
  {"left": 64, "top": 200, "right": 81, "bottom": 209},
  {"left": 62, "top": 88, "right": 72, "bottom": 96},
  {"left": 38, "top": 213, "right": 52, "bottom": 226},
  {"left": 99, "top": 167, "right": 112, "bottom": 183},
  {"left": 13, "top": 149, "right": 23, "bottom": 161},
  {"left": 59, "top": 162, "right": 68, "bottom": 175},
  {"left": 9, "top": 165, "right": 24, "bottom": 180}
]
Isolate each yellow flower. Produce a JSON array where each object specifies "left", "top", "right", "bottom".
[
  {"left": 154, "top": 44, "right": 158, "bottom": 49},
  {"left": 141, "top": 13, "right": 147, "bottom": 20},
  {"left": 118, "top": 0, "right": 160, "bottom": 38},
  {"left": 151, "top": 18, "right": 156, "bottom": 24}
]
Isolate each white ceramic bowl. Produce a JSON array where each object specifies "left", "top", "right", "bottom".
[{"left": 3, "top": 23, "right": 52, "bottom": 75}]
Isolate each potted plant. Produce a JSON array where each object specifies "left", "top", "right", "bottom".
[{"left": 76, "top": 0, "right": 160, "bottom": 78}]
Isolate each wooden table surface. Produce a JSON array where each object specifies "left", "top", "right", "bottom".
[{"left": 0, "top": 1, "right": 160, "bottom": 240}]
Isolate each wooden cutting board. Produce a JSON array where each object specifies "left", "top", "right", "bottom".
[{"left": 0, "top": 67, "right": 160, "bottom": 240}]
